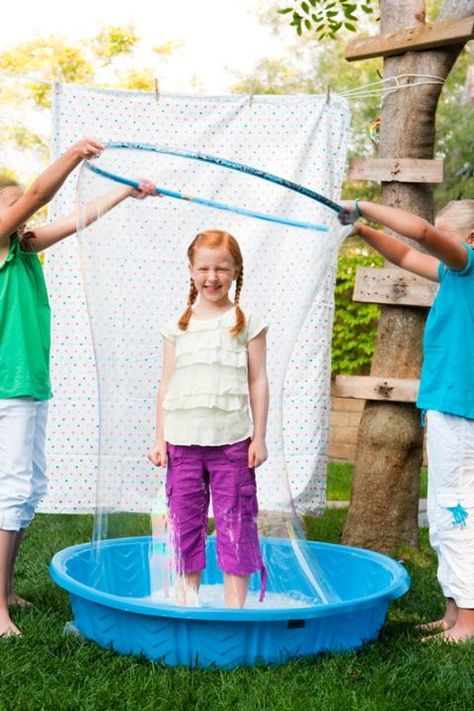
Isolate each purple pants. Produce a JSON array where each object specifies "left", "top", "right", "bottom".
[{"left": 166, "top": 438, "right": 265, "bottom": 590}]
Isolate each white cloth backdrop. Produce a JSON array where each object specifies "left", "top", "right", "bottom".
[{"left": 40, "top": 83, "right": 350, "bottom": 515}]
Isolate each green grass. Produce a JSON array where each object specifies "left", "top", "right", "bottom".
[
  {"left": 327, "top": 462, "right": 428, "bottom": 501},
  {"left": 1, "top": 511, "right": 472, "bottom": 711}
]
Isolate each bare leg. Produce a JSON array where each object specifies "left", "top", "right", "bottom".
[
  {"left": 224, "top": 573, "right": 249, "bottom": 609},
  {"left": 416, "top": 596, "right": 457, "bottom": 633},
  {"left": 0, "top": 530, "right": 21, "bottom": 636},
  {"left": 8, "top": 530, "right": 31, "bottom": 607},
  {"left": 176, "top": 571, "right": 201, "bottom": 606}
]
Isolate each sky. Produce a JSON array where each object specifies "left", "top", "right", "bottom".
[{"left": 0, "top": 0, "right": 289, "bottom": 94}]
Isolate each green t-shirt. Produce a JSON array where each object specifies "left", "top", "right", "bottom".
[{"left": 0, "top": 234, "right": 52, "bottom": 400}]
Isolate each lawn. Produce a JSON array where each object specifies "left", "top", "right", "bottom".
[
  {"left": 3, "top": 497, "right": 473, "bottom": 711},
  {"left": 326, "top": 461, "right": 428, "bottom": 501}
]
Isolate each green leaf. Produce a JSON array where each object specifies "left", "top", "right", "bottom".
[
  {"left": 344, "top": 22, "right": 356, "bottom": 32},
  {"left": 304, "top": 18, "right": 312, "bottom": 30},
  {"left": 277, "top": 7, "right": 294, "bottom": 14},
  {"left": 301, "top": 2, "right": 310, "bottom": 14}
]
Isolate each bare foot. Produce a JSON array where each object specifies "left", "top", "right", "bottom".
[
  {"left": 0, "top": 621, "right": 22, "bottom": 638},
  {"left": 421, "top": 608, "right": 474, "bottom": 643},
  {"left": 422, "top": 625, "right": 474, "bottom": 643},
  {"left": 8, "top": 592, "right": 31, "bottom": 608},
  {"left": 0, "top": 609, "right": 22, "bottom": 638},
  {"left": 415, "top": 618, "right": 453, "bottom": 634},
  {"left": 416, "top": 598, "right": 457, "bottom": 635}
]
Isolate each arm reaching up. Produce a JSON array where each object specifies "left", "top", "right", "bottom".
[
  {"left": 0, "top": 138, "right": 104, "bottom": 247},
  {"left": 21, "top": 180, "right": 157, "bottom": 253},
  {"left": 340, "top": 199, "right": 469, "bottom": 278}
]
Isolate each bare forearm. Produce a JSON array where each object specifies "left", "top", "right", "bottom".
[
  {"left": 355, "top": 200, "right": 467, "bottom": 271},
  {"left": 357, "top": 201, "right": 432, "bottom": 242},
  {"left": 357, "top": 223, "right": 441, "bottom": 280},
  {"left": 31, "top": 186, "right": 133, "bottom": 251},
  {"left": 1, "top": 140, "right": 102, "bottom": 241},
  {"left": 357, "top": 223, "right": 411, "bottom": 266},
  {"left": 78, "top": 185, "right": 133, "bottom": 228},
  {"left": 249, "top": 377, "right": 269, "bottom": 439},
  {"left": 155, "top": 386, "right": 166, "bottom": 442},
  {"left": 27, "top": 146, "right": 86, "bottom": 208}
]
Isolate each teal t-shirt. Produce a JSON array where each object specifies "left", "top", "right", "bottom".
[
  {"left": 0, "top": 234, "right": 52, "bottom": 399},
  {"left": 417, "top": 244, "right": 474, "bottom": 419}
]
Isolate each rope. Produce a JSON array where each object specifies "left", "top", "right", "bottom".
[
  {"left": 0, "top": 69, "right": 53, "bottom": 86},
  {"left": 341, "top": 73, "right": 445, "bottom": 100},
  {"left": 1, "top": 69, "right": 446, "bottom": 101}
]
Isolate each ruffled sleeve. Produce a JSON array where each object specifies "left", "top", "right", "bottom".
[
  {"left": 160, "top": 317, "right": 180, "bottom": 343},
  {"left": 246, "top": 310, "right": 268, "bottom": 342}
]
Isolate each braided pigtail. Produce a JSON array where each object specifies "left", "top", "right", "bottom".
[
  {"left": 230, "top": 266, "right": 245, "bottom": 337},
  {"left": 178, "top": 278, "right": 198, "bottom": 330}
]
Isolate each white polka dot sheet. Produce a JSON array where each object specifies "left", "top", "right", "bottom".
[{"left": 41, "top": 83, "right": 351, "bottom": 516}]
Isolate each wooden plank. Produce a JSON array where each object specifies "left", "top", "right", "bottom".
[
  {"left": 333, "top": 375, "right": 419, "bottom": 403},
  {"left": 353, "top": 267, "right": 438, "bottom": 307},
  {"left": 348, "top": 157, "right": 444, "bottom": 183},
  {"left": 328, "top": 442, "right": 356, "bottom": 462},
  {"left": 345, "top": 16, "right": 474, "bottom": 61}
]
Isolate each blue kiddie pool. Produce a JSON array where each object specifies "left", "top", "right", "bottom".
[{"left": 50, "top": 536, "right": 409, "bottom": 668}]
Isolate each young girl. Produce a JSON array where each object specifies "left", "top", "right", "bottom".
[
  {"left": 148, "top": 229, "right": 269, "bottom": 609},
  {"left": 340, "top": 198, "right": 474, "bottom": 642},
  {"left": 0, "top": 139, "right": 155, "bottom": 636}
]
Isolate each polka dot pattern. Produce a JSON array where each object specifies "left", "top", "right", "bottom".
[{"left": 41, "top": 83, "right": 351, "bottom": 516}]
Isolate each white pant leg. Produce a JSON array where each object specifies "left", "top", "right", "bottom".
[
  {"left": 426, "top": 414, "right": 440, "bottom": 558},
  {"left": 0, "top": 398, "right": 37, "bottom": 531},
  {"left": 427, "top": 410, "right": 474, "bottom": 607},
  {"left": 21, "top": 401, "right": 48, "bottom": 529}
]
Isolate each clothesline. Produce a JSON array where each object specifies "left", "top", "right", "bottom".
[
  {"left": 0, "top": 68, "right": 446, "bottom": 101},
  {"left": 340, "top": 73, "right": 445, "bottom": 100}
]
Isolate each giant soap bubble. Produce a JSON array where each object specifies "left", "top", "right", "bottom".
[{"left": 50, "top": 143, "right": 409, "bottom": 665}]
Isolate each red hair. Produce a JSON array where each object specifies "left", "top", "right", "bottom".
[{"left": 178, "top": 229, "right": 245, "bottom": 336}]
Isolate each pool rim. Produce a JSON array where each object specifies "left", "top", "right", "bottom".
[{"left": 49, "top": 536, "right": 410, "bottom": 623}]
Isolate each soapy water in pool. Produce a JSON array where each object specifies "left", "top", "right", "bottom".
[{"left": 146, "top": 584, "right": 313, "bottom": 609}]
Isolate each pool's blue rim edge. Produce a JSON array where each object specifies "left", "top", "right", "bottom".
[{"left": 49, "top": 536, "right": 411, "bottom": 622}]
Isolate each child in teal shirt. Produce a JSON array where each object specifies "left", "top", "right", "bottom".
[{"left": 340, "top": 198, "right": 474, "bottom": 643}]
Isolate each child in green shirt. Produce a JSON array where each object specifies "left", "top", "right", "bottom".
[{"left": 0, "top": 138, "right": 155, "bottom": 636}]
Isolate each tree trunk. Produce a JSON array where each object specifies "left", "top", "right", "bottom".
[{"left": 341, "top": 0, "right": 472, "bottom": 551}]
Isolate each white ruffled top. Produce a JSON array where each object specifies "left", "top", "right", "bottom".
[{"left": 160, "top": 307, "right": 268, "bottom": 446}]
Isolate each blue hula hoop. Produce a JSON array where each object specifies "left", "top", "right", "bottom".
[{"left": 83, "top": 141, "right": 343, "bottom": 233}]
